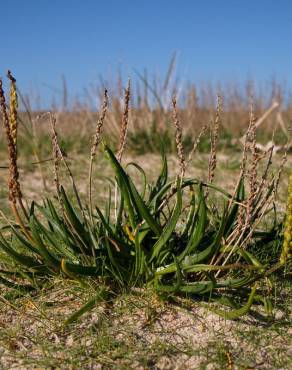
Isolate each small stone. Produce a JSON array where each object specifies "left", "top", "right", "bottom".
[
  {"left": 275, "top": 311, "right": 285, "bottom": 320},
  {"left": 66, "top": 335, "right": 74, "bottom": 346}
]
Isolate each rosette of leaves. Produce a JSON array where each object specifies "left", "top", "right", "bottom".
[{"left": 0, "top": 145, "right": 283, "bottom": 319}]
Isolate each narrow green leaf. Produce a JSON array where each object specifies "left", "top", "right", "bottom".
[
  {"left": 209, "top": 285, "right": 257, "bottom": 319},
  {"left": 64, "top": 288, "right": 108, "bottom": 326},
  {"left": 60, "top": 186, "right": 90, "bottom": 246},
  {"left": 104, "top": 146, "right": 136, "bottom": 229},
  {"left": 156, "top": 280, "right": 214, "bottom": 294},
  {"left": 30, "top": 216, "right": 60, "bottom": 270},
  {"left": 0, "top": 233, "right": 47, "bottom": 272},
  {"left": 105, "top": 145, "right": 161, "bottom": 236},
  {"left": 150, "top": 180, "right": 182, "bottom": 262},
  {"left": 127, "top": 162, "right": 147, "bottom": 199},
  {"left": 179, "top": 184, "right": 207, "bottom": 260}
]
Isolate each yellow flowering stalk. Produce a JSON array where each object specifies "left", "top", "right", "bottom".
[
  {"left": 280, "top": 174, "right": 292, "bottom": 264},
  {"left": 7, "top": 70, "right": 18, "bottom": 146}
]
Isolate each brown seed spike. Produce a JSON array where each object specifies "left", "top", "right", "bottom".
[
  {"left": 117, "top": 79, "right": 130, "bottom": 163},
  {"left": 0, "top": 79, "right": 10, "bottom": 137},
  {"left": 172, "top": 96, "right": 186, "bottom": 178},
  {"left": 91, "top": 89, "right": 108, "bottom": 158},
  {"left": 7, "top": 70, "right": 18, "bottom": 146},
  {"left": 208, "top": 94, "right": 222, "bottom": 185},
  {"left": 89, "top": 89, "right": 109, "bottom": 220},
  {"left": 0, "top": 77, "right": 22, "bottom": 203}
]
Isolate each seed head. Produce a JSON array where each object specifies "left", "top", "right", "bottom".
[
  {"left": 91, "top": 89, "right": 108, "bottom": 158},
  {"left": 7, "top": 70, "right": 18, "bottom": 146},
  {"left": 0, "top": 74, "right": 22, "bottom": 202},
  {"left": 172, "top": 96, "right": 186, "bottom": 178},
  {"left": 117, "top": 80, "right": 130, "bottom": 162}
]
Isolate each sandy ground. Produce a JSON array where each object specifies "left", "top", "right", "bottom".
[{"left": 0, "top": 283, "right": 291, "bottom": 369}]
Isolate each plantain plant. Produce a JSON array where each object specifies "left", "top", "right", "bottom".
[{"left": 0, "top": 72, "right": 289, "bottom": 321}]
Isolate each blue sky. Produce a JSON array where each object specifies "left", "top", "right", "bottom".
[{"left": 1, "top": 0, "right": 292, "bottom": 106}]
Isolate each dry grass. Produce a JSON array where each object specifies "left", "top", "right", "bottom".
[{"left": 1, "top": 68, "right": 292, "bottom": 160}]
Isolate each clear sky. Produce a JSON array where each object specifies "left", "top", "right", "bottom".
[{"left": 1, "top": 0, "right": 292, "bottom": 106}]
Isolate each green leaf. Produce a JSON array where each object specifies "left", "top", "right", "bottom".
[
  {"left": 104, "top": 146, "right": 136, "bottom": 230},
  {"left": 148, "top": 151, "right": 168, "bottom": 202},
  {"left": 157, "top": 209, "right": 227, "bottom": 275},
  {"left": 208, "top": 284, "right": 257, "bottom": 319},
  {"left": 0, "top": 233, "right": 48, "bottom": 272},
  {"left": 64, "top": 288, "right": 109, "bottom": 326},
  {"left": 95, "top": 206, "right": 129, "bottom": 252},
  {"left": 60, "top": 187, "right": 90, "bottom": 246},
  {"left": 29, "top": 216, "right": 60, "bottom": 270},
  {"left": 105, "top": 145, "right": 161, "bottom": 236},
  {"left": 181, "top": 186, "right": 196, "bottom": 238},
  {"left": 156, "top": 280, "right": 215, "bottom": 294},
  {"left": 128, "top": 176, "right": 162, "bottom": 236},
  {"left": 150, "top": 179, "right": 182, "bottom": 262},
  {"left": 238, "top": 249, "right": 264, "bottom": 269},
  {"left": 126, "top": 162, "right": 147, "bottom": 199},
  {"left": 179, "top": 184, "right": 207, "bottom": 260}
]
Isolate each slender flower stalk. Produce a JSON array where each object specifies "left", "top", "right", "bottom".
[
  {"left": 0, "top": 73, "right": 30, "bottom": 239},
  {"left": 49, "top": 113, "right": 84, "bottom": 213},
  {"left": 90, "top": 90, "right": 108, "bottom": 159},
  {"left": 280, "top": 174, "right": 292, "bottom": 264},
  {"left": 186, "top": 124, "right": 207, "bottom": 166},
  {"left": 115, "top": 80, "right": 130, "bottom": 220},
  {"left": 208, "top": 94, "right": 221, "bottom": 185},
  {"left": 50, "top": 114, "right": 62, "bottom": 198},
  {"left": 117, "top": 80, "right": 130, "bottom": 163},
  {"left": 172, "top": 96, "right": 186, "bottom": 178},
  {"left": 247, "top": 99, "right": 258, "bottom": 206},
  {"left": 89, "top": 90, "right": 108, "bottom": 220},
  {"left": 7, "top": 71, "right": 18, "bottom": 146},
  {"left": 0, "top": 77, "right": 21, "bottom": 203}
]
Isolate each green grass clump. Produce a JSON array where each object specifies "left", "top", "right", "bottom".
[
  {"left": 0, "top": 144, "right": 287, "bottom": 319},
  {"left": 0, "top": 71, "right": 290, "bottom": 324}
]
